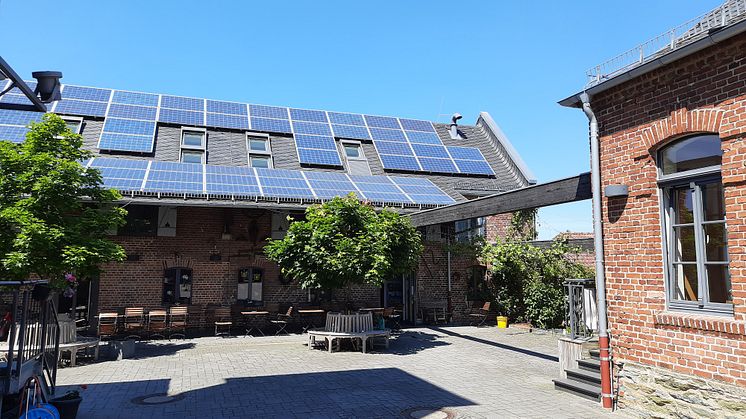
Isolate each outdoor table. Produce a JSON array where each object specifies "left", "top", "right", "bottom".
[
  {"left": 241, "top": 311, "right": 269, "bottom": 337},
  {"left": 359, "top": 307, "right": 385, "bottom": 314},
  {"left": 297, "top": 309, "right": 325, "bottom": 333}
]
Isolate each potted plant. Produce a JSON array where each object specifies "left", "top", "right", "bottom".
[{"left": 50, "top": 385, "right": 86, "bottom": 419}]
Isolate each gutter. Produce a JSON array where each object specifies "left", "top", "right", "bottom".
[
  {"left": 579, "top": 92, "right": 613, "bottom": 409},
  {"left": 560, "top": 18, "right": 746, "bottom": 108}
]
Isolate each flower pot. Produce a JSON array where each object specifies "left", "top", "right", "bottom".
[
  {"left": 496, "top": 316, "right": 508, "bottom": 328},
  {"left": 50, "top": 396, "right": 81, "bottom": 419}
]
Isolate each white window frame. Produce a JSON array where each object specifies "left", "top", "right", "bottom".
[
  {"left": 340, "top": 140, "right": 371, "bottom": 174},
  {"left": 62, "top": 116, "right": 83, "bottom": 134},
  {"left": 247, "top": 132, "right": 273, "bottom": 169},
  {"left": 657, "top": 135, "right": 732, "bottom": 316},
  {"left": 180, "top": 127, "right": 206, "bottom": 164}
]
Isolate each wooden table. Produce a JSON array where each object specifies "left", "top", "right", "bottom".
[
  {"left": 241, "top": 311, "right": 269, "bottom": 336},
  {"left": 297, "top": 309, "right": 325, "bottom": 333}
]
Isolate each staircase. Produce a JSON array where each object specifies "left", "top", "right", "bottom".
[{"left": 553, "top": 348, "right": 602, "bottom": 401}]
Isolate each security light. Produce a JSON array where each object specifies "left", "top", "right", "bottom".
[{"left": 32, "top": 71, "right": 62, "bottom": 103}]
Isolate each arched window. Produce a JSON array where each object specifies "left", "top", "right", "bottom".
[{"left": 658, "top": 134, "right": 731, "bottom": 314}]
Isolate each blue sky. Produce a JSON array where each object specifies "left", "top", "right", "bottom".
[{"left": 0, "top": 1, "right": 723, "bottom": 238}]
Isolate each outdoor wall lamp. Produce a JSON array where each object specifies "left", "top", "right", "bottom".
[{"left": 604, "top": 184, "right": 629, "bottom": 198}]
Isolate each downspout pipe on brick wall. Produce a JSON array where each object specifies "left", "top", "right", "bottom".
[{"left": 579, "top": 92, "right": 613, "bottom": 409}]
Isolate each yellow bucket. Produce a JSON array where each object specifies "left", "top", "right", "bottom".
[{"left": 496, "top": 316, "right": 508, "bottom": 328}]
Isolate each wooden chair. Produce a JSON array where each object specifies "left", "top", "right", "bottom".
[
  {"left": 123, "top": 307, "right": 145, "bottom": 339},
  {"left": 97, "top": 312, "right": 119, "bottom": 339},
  {"left": 382, "top": 308, "right": 402, "bottom": 330},
  {"left": 469, "top": 302, "right": 491, "bottom": 327},
  {"left": 270, "top": 306, "right": 294, "bottom": 336},
  {"left": 147, "top": 310, "right": 168, "bottom": 339},
  {"left": 168, "top": 306, "right": 188, "bottom": 339},
  {"left": 213, "top": 307, "right": 233, "bottom": 337}
]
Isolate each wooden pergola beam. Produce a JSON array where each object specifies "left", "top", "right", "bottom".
[{"left": 409, "top": 172, "right": 592, "bottom": 227}]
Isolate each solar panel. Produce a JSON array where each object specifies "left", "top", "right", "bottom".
[
  {"left": 369, "top": 127, "right": 407, "bottom": 142},
  {"left": 418, "top": 157, "right": 458, "bottom": 173},
  {"left": 61, "top": 86, "right": 112, "bottom": 102},
  {"left": 207, "top": 100, "right": 247, "bottom": 115},
  {"left": 446, "top": 146, "right": 495, "bottom": 175},
  {"left": 144, "top": 161, "right": 204, "bottom": 193},
  {"left": 328, "top": 112, "right": 365, "bottom": 126},
  {"left": 103, "top": 118, "right": 156, "bottom": 136},
  {"left": 399, "top": 118, "right": 436, "bottom": 132},
  {"left": 111, "top": 91, "right": 159, "bottom": 107},
  {"left": 349, "top": 175, "right": 411, "bottom": 203},
  {"left": 54, "top": 100, "right": 108, "bottom": 117},
  {"left": 405, "top": 131, "right": 442, "bottom": 145},
  {"left": 389, "top": 177, "right": 455, "bottom": 205},
  {"left": 297, "top": 148, "right": 342, "bottom": 166},
  {"left": 0, "top": 125, "right": 29, "bottom": 143},
  {"left": 364, "top": 115, "right": 400, "bottom": 129},
  {"left": 107, "top": 103, "right": 158, "bottom": 120},
  {"left": 161, "top": 95, "right": 204, "bottom": 111},
  {"left": 330, "top": 124, "right": 370, "bottom": 140},
  {"left": 378, "top": 154, "right": 420, "bottom": 171},
  {"left": 89, "top": 158, "right": 148, "bottom": 191},
  {"left": 303, "top": 171, "right": 358, "bottom": 199},
  {"left": 250, "top": 117, "right": 292, "bottom": 134},
  {"left": 0, "top": 93, "right": 34, "bottom": 106},
  {"left": 374, "top": 141, "right": 414, "bottom": 156},
  {"left": 291, "top": 120, "right": 332, "bottom": 136},
  {"left": 411, "top": 144, "right": 450, "bottom": 159},
  {"left": 207, "top": 113, "right": 250, "bottom": 130},
  {"left": 289, "top": 108, "right": 328, "bottom": 123},
  {"left": 159, "top": 108, "right": 204, "bottom": 126},
  {"left": 98, "top": 133, "right": 154, "bottom": 153},
  {"left": 205, "top": 165, "right": 260, "bottom": 196},
  {"left": 255, "top": 168, "right": 315, "bottom": 198},
  {"left": 295, "top": 134, "right": 338, "bottom": 150},
  {"left": 453, "top": 160, "right": 495, "bottom": 175},
  {"left": 0, "top": 110, "right": 44, "bottom": 126},
  {"left": 249, "top": 104, "right": 289, "bottom": 119}
]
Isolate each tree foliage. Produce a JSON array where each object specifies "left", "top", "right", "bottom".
[
  {"left": 0, "top": 114, "right": 126, "bottom": 289},
  {"left": 479, "top": 237, "right": 593, "bottom": 329},
  {"left": 264, "top": 194, "right": 423, "bottom": 290}
]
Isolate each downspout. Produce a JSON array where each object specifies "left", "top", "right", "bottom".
[
  {"left": 579, "top": 92, "right": 613, "bottom": 409},
  {"left": 446, "top": 236, "right": 453, "bottom": 321}
]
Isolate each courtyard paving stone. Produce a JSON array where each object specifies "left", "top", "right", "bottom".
[{"left": 56, "top": 326, "right": 628, "bottom": 418}]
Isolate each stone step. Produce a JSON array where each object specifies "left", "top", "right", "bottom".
[
  {"left": 578, "top": 358, "right": 601, "bottom": 372},
  {"left": 589, "top": 349, "right": 600, "bottom": 360},
  {"left": 566, "top": 368, "right": 602, "bottom": 386},
  {"left": 553, "top": 377, "right": 601, "bottom": 402}
]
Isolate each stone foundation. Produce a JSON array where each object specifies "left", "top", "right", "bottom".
[{"left": 618, "top": 362, "right": 746, "bottom": 418}]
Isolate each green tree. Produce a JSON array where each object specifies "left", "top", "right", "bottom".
[
  {"left": 0, "top": 114, "right": 126, "bottom": 289},
  {"left": 264, "top": 194, "right": 423, "bottom": 292}
]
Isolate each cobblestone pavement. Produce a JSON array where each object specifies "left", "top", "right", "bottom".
[{"left": 56, "top": 326, "right": 628, "bottom": 418}]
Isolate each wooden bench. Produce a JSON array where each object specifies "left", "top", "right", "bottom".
[
  {"left": 307, "top": 312, "right": 390, "bottom": 353},
  {"left": 57, "top": 316, "right": 99, "bottom": 367}
]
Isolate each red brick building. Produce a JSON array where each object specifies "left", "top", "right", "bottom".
[
  {"left": 0, "top": 79, "right": 535, "bottom": 328},
  {"left": 561, "top": 1, "right": 746, "bottom": 414}
]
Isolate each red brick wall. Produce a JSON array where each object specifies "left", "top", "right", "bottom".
[
  {"left": 591, "top": 33, "right": 746, "bottom": 387},
  {"left": 485, "top": 213, "right": 512, "bottom": 242}
]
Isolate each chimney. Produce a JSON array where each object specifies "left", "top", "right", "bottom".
[{"left": 449, "top": 113, "right": 463, "bottom": 140}]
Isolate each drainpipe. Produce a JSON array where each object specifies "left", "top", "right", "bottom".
[
  {"left": 579, "top": 92, "right": 613, "bottom": 409},
  {"left": 446, "top": 236, "right": 453, "bottom": 320}
]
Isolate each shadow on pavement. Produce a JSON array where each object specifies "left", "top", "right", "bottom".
[
  {"left": 58, "top": 368, "right": 475, "bottom": 418},
  {"left": 430, "top": 326, "right": 559, "bottom": 362}
]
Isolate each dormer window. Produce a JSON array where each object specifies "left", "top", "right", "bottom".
[
  {"left": 63, "top": 117, "right": 83, "bottom": 134},
  {"left": 341, "top": 141, "right": 371, "bottom": 175},
  {"left": 247, "top": 133, "right": 273, "bottom": 169},
  {"left": 181, "top": 128, "right": 206, "bottom": 164}
]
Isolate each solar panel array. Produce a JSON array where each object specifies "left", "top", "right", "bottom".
[
  {"left": 1, "top": 81, "right": 495, "bottom": 176},
  {"left": 86, "top": 157, "right": 455, "bottom": 206}
]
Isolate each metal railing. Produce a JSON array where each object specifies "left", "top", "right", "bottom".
[
  {"left": 587, "top": 0, "right": 746, "bottom": 87},
  {"left": 565, "top": 278, "right": 596, "bottom": 340},
  {"left": 1, "top": 281, "right": 60, "bottom": 397}
]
